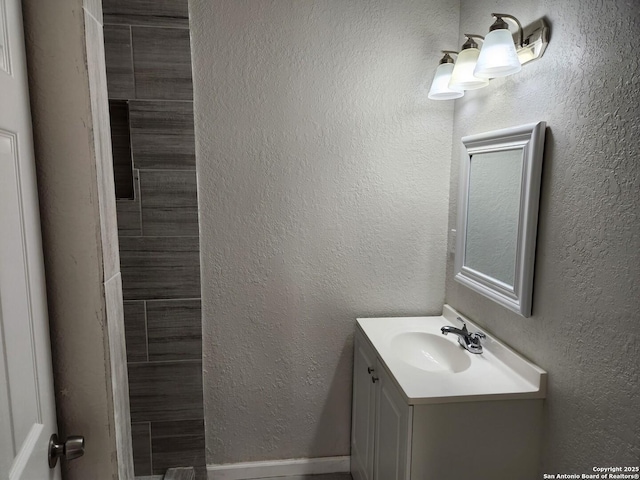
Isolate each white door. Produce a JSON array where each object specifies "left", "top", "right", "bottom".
[{"left": 0, "top": 0, "right": 61, "bottom": 478}]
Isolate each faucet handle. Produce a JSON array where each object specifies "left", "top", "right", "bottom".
[
  {"left": 470, "top": 331, "right": 486, "bottom": 342},
  {"left": 456, "top": 317, "right": 469, "bottom": 331}
]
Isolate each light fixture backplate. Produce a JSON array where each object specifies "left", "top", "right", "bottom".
[{"left": 515, "top": 18, "right": 549, "bottom": 65}]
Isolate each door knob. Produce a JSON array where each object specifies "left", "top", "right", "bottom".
[{"left": 48, "top": 433, "right": 85, "bottom": 468}]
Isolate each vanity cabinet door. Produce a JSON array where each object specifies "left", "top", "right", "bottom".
[
  {"left": 373, "top": 361, "right": 412, "bottom": 480},
  {"left": 351, "top": 331, "right": 378, "bottom": 480}
]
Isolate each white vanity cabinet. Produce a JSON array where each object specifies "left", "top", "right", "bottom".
[
  {"left": 373, "top": 360, "right": 412, "bottom": 480},
  {"left": 351, "top": 330, "right": 378, "bottom": 480},
  {"left": 351, "top": 308, "right": 547, "bottom": 480},
  {"left": 351, "top": 330, "right": 411, "bottom": 480}
]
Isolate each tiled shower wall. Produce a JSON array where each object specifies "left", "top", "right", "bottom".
[{"left": 102, "top": 0, "right": 205, "bottom": 476}]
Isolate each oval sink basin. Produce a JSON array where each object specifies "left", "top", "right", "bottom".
[{"left": 390, "top": 332, "right": 471, "bottom": 373}]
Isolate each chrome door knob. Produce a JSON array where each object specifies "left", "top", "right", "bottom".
[{"left": 48, "top": 433, "right": 85, "bottom": 468}]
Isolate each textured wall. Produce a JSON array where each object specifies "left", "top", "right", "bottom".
[
  {"left": 447, "top": 0, "right": 640, "bottom": 471},
  {"left": 190, "top": 0, "right": 459, "bottom": 464}
]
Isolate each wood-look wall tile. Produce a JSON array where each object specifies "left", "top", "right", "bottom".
[
  {"left": 104, "top": 0, "right": 189, "bottom": 18},
  {"left": 139, "top": 170, "right": 198, "bottom": 236},
  {"left": 131, "top": 422, "right": 152, "bottom": 476},
  {"left": 104, "top": 25, "right": 134, "bottom": 99},
  {"left": 103, "top": 0, "right": 188, "bottom": 27},
  {"left": 119, "top": 236, "right": 201, "bottom": 300},
  {"left": 151, "top": 419, "right": 205, "bottom": 474},
  {"left": 123, "top": 300, "right": 147, "bottom": 362},
  {"left": 116, "top": 170, "right": 142, "bottom": 236},
  {"left": 132, "top": 27, "right": 193, "bottom": 100},
  {"left": 128, "top": 361, "right": 204, "bottom": 422},
  {"left": 104, "top": 14, "right": 189, "bottom": 27},
  {"left": 129, "top": 100, "right": 195, "bottom": 170},
  {"left": 146, "top": 299, "right": 201, "bottom": 361}
]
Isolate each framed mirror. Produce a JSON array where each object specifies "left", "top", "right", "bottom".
[{"left": 454, "top": 122, "right": 546, "bottom": 317}]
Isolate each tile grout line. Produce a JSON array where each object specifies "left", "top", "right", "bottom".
[
  {"left": 107, "top": 97, "right": 192, "bottom": 102},
  {"left": 118, "top": 235, "right": 200, "bottom": 240},
  {"left": 105, "top": 21, "right": 190, "bottom": 31},
  {"left": 134, "top": 168, "right": 197, "bottom": 173},
  {"left": 127, "top": 359, "right": 202, "bottom": 366},
  {"left": 143, "top": 300, "right": 149, "bottom": 362},
  {"left": 118, "top": 236, "right": 200, "bottom": 240},
  {"left": 128, "top": 24, "right": 136, "bottom": 100},
  {"left": 123, "top": 298, "right": 202, "bottom": 304},
  {"left": 134, "top": 416, "right": 205, "bottom": 424},
  {"left": 147, "top": 421, "right": 153, "bottom": 477},
  {"left": 129, "top": 23, "right": 139, "bottom": 102},
  {"left": 137, "top": 169, "right": 145, "bottom": 237},
  {"left": 146, "top": 297, "right": 202, "bottom": 302},
  {"left": 126, "top": 39, "right": 137, "bottom": 204}
]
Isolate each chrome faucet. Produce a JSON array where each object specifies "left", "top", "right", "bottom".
[{"left": 441, "top": 318, "right": 486, "bottom": 354}]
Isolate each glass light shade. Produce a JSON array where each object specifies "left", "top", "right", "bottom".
[
  {"left": 473, "top": 29, "right": 521, "bottom": 78},
  {"left": 448, "top": 48, "right": 489, "bottom": 90},
  {"left": 428, "top": 63, "right": 464, "bottom": 100}
]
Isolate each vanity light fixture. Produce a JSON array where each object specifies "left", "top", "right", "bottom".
[
  {"left": 449, "top": 35, "right": 490, "bottom": 90},
  {"left": 428, "top": 13, "right": 550, "bottom": 100},
  {"left": 428, "top": 51, "right": 464, "bottom": 100}
]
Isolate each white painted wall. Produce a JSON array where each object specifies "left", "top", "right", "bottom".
[
  {"left": 446, "top": 0, "right": 640, "bottom": 470},
  {"left": 190, "top": 0, "right": 459, "bottom": 463}
]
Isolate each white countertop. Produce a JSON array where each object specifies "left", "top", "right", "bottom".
[{"left": 357, "top": 305, "right": 547, "bottom": 405}]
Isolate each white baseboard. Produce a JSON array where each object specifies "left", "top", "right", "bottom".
[{"left": 207, "top": 456, "right": 351, "bottom": 479}]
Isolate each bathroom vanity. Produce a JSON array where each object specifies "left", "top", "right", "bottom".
[{"left": 350, "top": 305, "right": 546, "bottom": 480}]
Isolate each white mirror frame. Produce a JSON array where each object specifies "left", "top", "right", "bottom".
[{"left": 455, "top": 121, "right": 546, "bottom": 317}]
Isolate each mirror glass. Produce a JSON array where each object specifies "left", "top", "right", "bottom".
[
  {"left": 465, "top": 149, "right": 523, "bottom": 287},
  {"left": 455, "top": 122, "right": 546, "bottom": 317}
]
